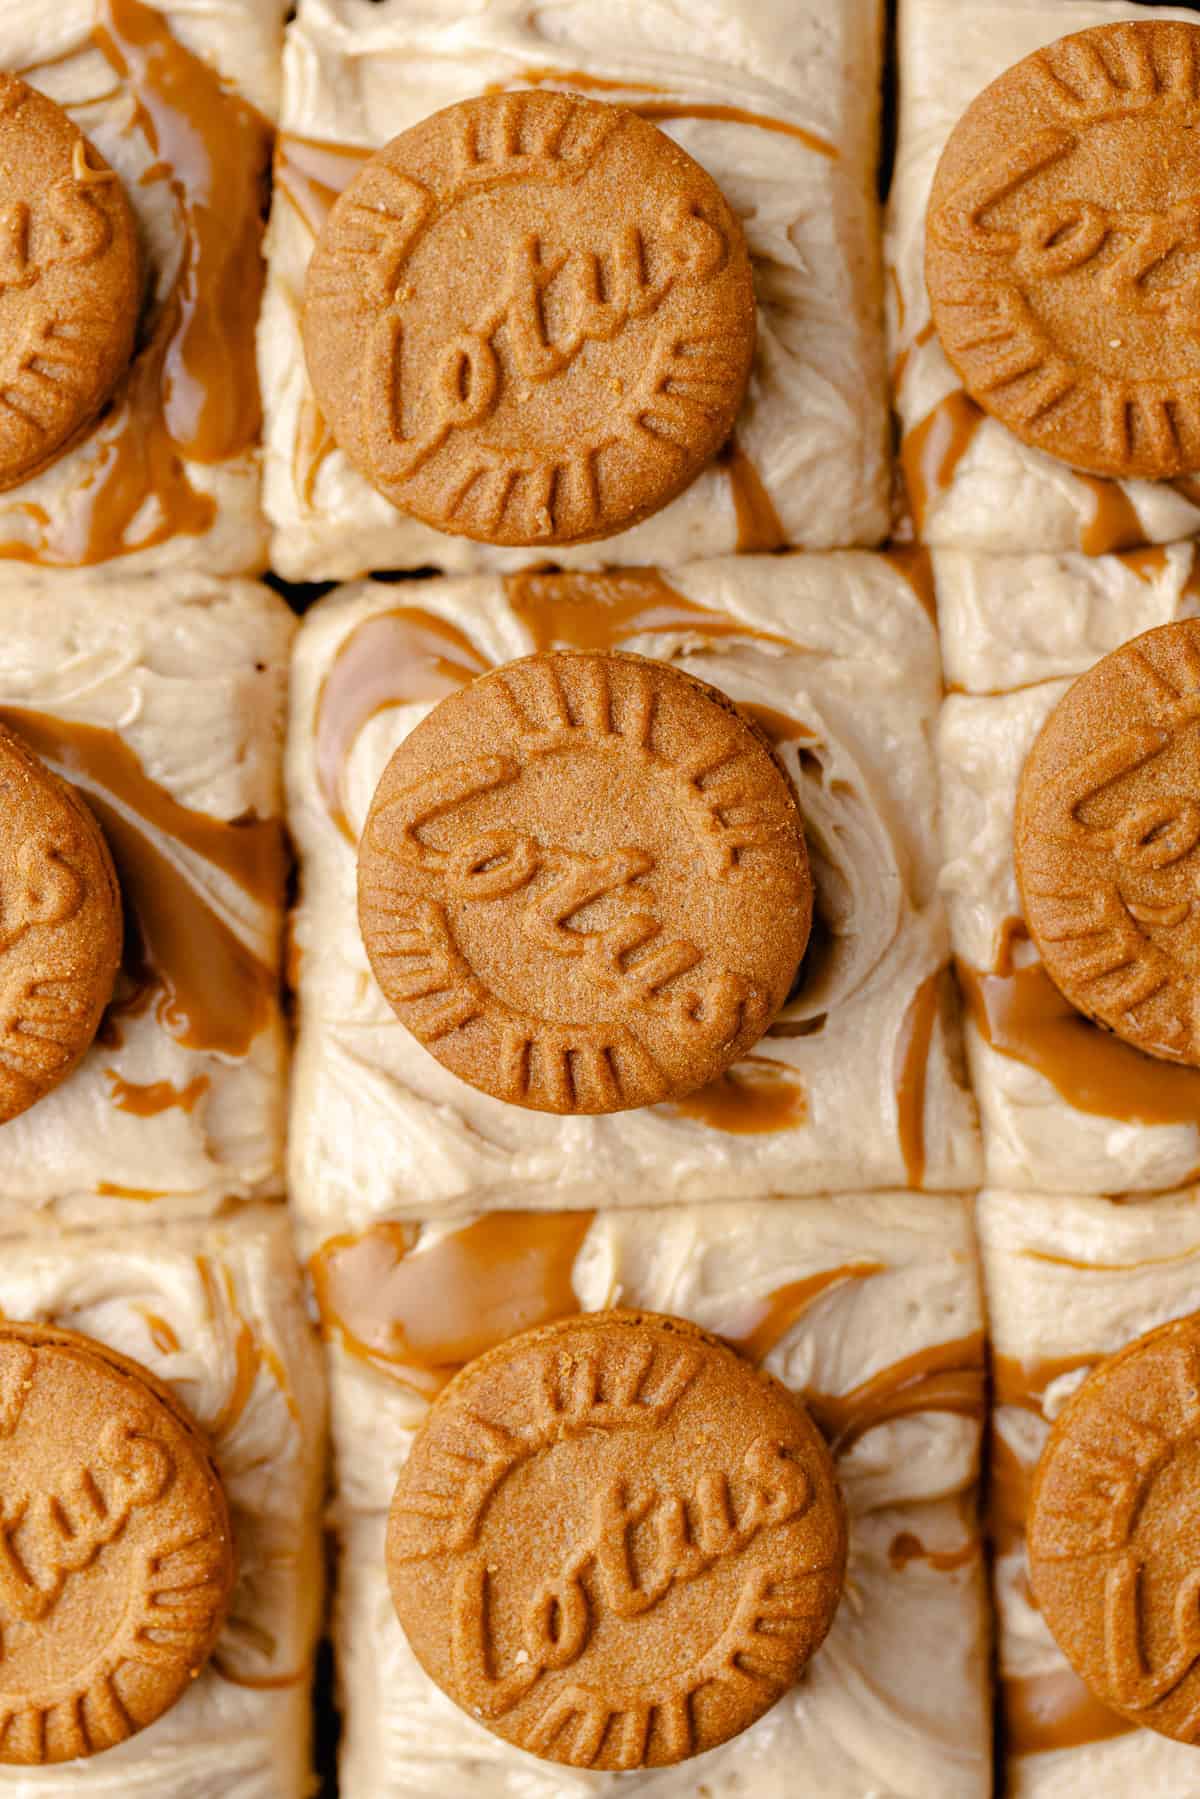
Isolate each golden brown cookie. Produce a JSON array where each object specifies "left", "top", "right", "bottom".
[
  {"left": 387, "top": 1309, "right": 846, "bottom": 1770},
  {"left": 1028, "top": 1314, "right": 1200, "bottom": 1742},
  {"left": 0, "top": 721, "right": 122, "bottom": 1124},
  {"left": 303, "top": 91, "right": 756, "bottom": 546},
  {"left": 0, "top": 76, "right": 140, "bottom": 493},
  {"left": 926, "top": 20, "right": 1200, "bottom": 479},
  {"left": 1015, "top": 620, "right": 1200, "bottom": 1066},
  {"left": 357, "top": 649, "right": 811, "bottom": 1113},
  {"left": 0, "top": 1321, "right": 234, "bottom": 1763}
]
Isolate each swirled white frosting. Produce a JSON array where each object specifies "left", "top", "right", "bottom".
[
  {"left": 0, "top": 572, "right": 294, "bottom": 1227},
  {"left": 935, "top": 542, "right": 1200, "bottom": 695}
]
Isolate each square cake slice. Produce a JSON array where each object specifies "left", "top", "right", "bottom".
[
  {"left": 259, "top": 0, "right": 890, "bottom": 581},
  {"left": 979, "top": 1187, "right": 1200, "bottom": 1795},
  {"left": 0, "top": 1204, "right": 326, "bottom": 1798},
  {"left": 888, "top": 0, "right": 1200, "bottom": 554},
  {"left": 0, "top": 0, "right": 288, "bottom": 577},
  {"left": 286, "top": 553, "right": 980, "bottom": 1239},
  {"left": 324, "top": 1192, "right": 992, "bottom": 1798},
  {"left": 0, "top": 572, "right": 294, "bottom": 1227},
  {"left": 939, "top": 678, "right": 1200, "bottom": 1194}
]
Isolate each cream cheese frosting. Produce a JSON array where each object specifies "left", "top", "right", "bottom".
[
  {"left": 939, "top": 679, "right": 1200, "bottom": 1194},
  {"left": 0, "top": 1205, "right": 326, "bottom": 1797},
  {"left": 0, "top": 573, "right": 294, "bottom": 1227},
  {"left": 935, "top": 542, "right": 1200, "bottom": 695},
  {"left": 286, "top": 553, "right": 980, "bottom": 1239},
  {"left": 887, "top": 0, "right": 1200, "bottom": 554},
  {"left": 0, "top": 0, "right": 286, "bottom": 577},
  {"left": 259, "top": 0, "right": 890, "bottom": 581},
  {"left": 324, "top": 1192, "right": 991, "bottom": 1797},
  {"left": 979, "top": 1187, "right": 1200, "bottom": 1796}
]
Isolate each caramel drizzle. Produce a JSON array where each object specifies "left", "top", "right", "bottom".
[
  {"left": 667, "top": 1053, "right": 807, "bottom": 1135},
  {"left": 496, "top": 68, "right": 838, "bottom": 158},
  {"left": 315, "top": 608, "right": 491, "bottom": 839},
  {"left": 740, "top": 703, "right": 815, "bottom": 745},
  {"left": 1076, "top": 474, "right": 1144, "bottom": 557},
  {"left": 882, "top": 546, "right": 937, "bottom": 622},
  {"left": 139, "top": 1310, "right": 180, "bottom": 1356},
  {"left": 1, "top": 0, "right": 269, "bottom": 566},
  {"left": 891, "top": 318, "right": 935, "bottom": 394},
  {"left": 95, "top": 1180, "right": 166, "bottom": 1201},
  {"left": 898, "top": 386, "right": 1149, "bottom": 557},
  {"left": 505, "top": 566, "right": 793, "bottom": 654},
  {"left": 715, "top": 435, "right": 788, "bottom": 551},
  {"left": 805, "top": 1333, "right": 986, "bottom": 1454},
  {"left": 957, "top": 921, "right": 1200, "bottom": 1129},
  {"left": 0, "top": 707, "right": 284, "bottom": 1060},
  {"left": 893, "top": 972, "right": 940, "bottom": 1188},
  {"left": 273, "top": 132, "right": 372, "bottom": 505},
  {"left": 899, "top": 391, "right": 983, "bottom": 537},
  {"left": 196, "top": 1255, "right": 297, "bottom": 1435},
  {"left": 311, "top": 1218, "right": 980, "bottom": 1459},
  {"left": 1002, "top": 1667, "right": 1133, "bottom": 1755},
  {"left": 309, "top": 1213, "right": 594, "bottom": 1392},
  {"left": 273, "top": 134, "right": 371, "bottom": 239},
  {"left": 887, "top": 1529, "right": 978, "bottom": 1574},
  {"left": 105, "top": 1071, "right": 210, "bottom": 1118},
  {"left": 1119, "top": 544, "right": 1171, "bottom": 584},
  {"left": 728, "top": 1262, "right": 885, "bottom": 1363}
]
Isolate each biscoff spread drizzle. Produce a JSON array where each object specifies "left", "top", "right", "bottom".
[
  {"left": 1, "top": 0, "right": 268, "bottom": 565},
  {"left": 0, "top": 708, "right": 284, "bottom": 1061}
]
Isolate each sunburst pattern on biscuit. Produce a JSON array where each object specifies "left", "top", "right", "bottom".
[
  {"left": 452, "top": 92, "right": 618, "bottom": 190},
  {"left": 1028, "top": 21, "right": 1200, "bottom": 119}
]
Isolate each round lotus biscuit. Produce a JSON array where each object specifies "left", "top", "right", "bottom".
[
  {"left": 0, "top": 1321, "right": 234, "bottom": 1764},
  {"left": 0, "top": 720, "right": 122, "bottom": 1125},
  {"left": 302, "top": 90, "right": 756, "bottom": 547},
  {"left": 1015, "top": 620, "right": 1200, "bottom": 1066},
  {"left": 0, "top": 75, "right": 140, "bottom": 493},
  {"left": 387, "top": 1309, "right": 846, "bottom": 1771},
  {"left": 926, "top": 20, "right": 1200, "bottom": 479},
  {"left": 357, "top": 649, "right": 812, "bottom": 1114},
  {"left": 1028, "top": 1313, "right": 1200, "bottom": 1741}
]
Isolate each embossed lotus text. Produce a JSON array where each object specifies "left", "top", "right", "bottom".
[
  {"left": 0, "top": 834, "right": 98, "bottom": 1103},
  {"left": 927, "top": 20, "right": 1200, "bottom": 475},
  {"left": 358, "top": 656, "right": 801, "bottom": 1112},
  {"left": 451, "top": 1436, "right": 814, "bottom": 1719},
  {"left": 1018, "top": 624, "right": 1200, "bottom": 1063},
  {"left": 363, "top": 200, "right": 732, "bottom": 490},
  {"left": 0, "top": 1416, "right": 172, "bottom": 1634},
  {"left": 388, "top": 1322, "right": 845, "bottom": 1769},
  {"left": 0, "top": 149, "right": 116, "bottom": 296},
  {"left": 0, "top": 1331, "right": 232, "bottom": 1765}
]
